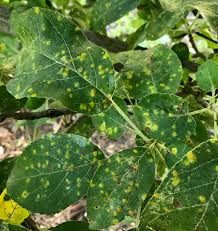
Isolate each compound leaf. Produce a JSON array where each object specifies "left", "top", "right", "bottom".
[
  {"left": 0, "top": 189, "right": 30, "bottom": 225},
  {"left": 87, "top": 147, "right": 155, "bottom": 230},
  {"left": 134, "top": 93, "right": 196, "bottom": 143},
  {"left": 196, "top": 60, "right": 218, "bottom": 92},
  {"left": 139, "top": 139, "right": 218, "bottom": 231},
  {"left": 7, "top": 133, "right": 105, "bottom": 214},
  {"left": 6, "top": 8, "right": 116, "bottom": 115},
  {"left": 114, "top": 45, "right": 182, "bottom": 100},
  {"left": 91, "top": 0, "right": 140, "bottom": 31},
  {"left": 92, "top": 97, "right": 129, "bottom": 139}
]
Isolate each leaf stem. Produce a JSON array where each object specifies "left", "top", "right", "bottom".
[
  {"left": 187, "top": 107, "right": 210, "bottom": 116},
  {"left": 212, "top": 89, "right": 218, "bottom": 139},
  {"left": 111, "top": 99, "right": 150, "bottom": 143}
]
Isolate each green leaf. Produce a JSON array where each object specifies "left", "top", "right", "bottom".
[
  {"left": 25, "top": 97, "right": 46, "bottom": 110},
  {"left": 172, "top": 42, "right": 189, "bottom": 62},
  {"left": 196, "top": 60, "right": 218, "bottom": 92},
  {"left": 7, "top": 133, "right": 105, "bottom": 214},
  {"left": 134, "top": 93, "right": 196, "bottom": 143},
  {"left": 160, "top": 0, "right": 218, "bottom": 32},
  {"left": 0, "top": 86, "right": 26, "bottom": 113},
  {"left": 87, "top": 147, "right": 155, "bottom": 230},
  {"left": 91, "top": 0, "right": 140, "bottom": 31},
  {"left": 139, "top": 139, "right": 218, "bottom": 231},
  {"left": 143, "top": 10, "right": 182, "bottom": 41},
  {"left": 0, "top": 158, "right": 15, "bottom": 193},
  {"left": 51, "top": 221, "right": 93, "bottom": 231},
  {"left": 92, "top": 97, "right": 129, "bottom": 139},
  {"left": 0, "top": 222, "right": 30, "bottom": 231},
  {"left": 6, "top": 8, "right": 116, "bottom": 114},
  {"left": 67, "top": 116, "right": 95, "bottom": 138},
  {"left": 113, "top": 45, "right": 182, "bottom": 100},
  {"left": 166, "top": 144, "right": 191, "bottom": 168}
]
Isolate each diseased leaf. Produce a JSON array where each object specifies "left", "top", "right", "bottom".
[
  {"left": 134, "top": 93, "right": 196, "bottom": 143},
  {"left": 87, "top": 147, "right": 155, "bottom": 230},
  {"left": 6, "top": 8, "right": 116, "bottom": 114},
  {"left": 51, "top": 221, "right": 93, "bottom": 231},
  {"left": 7, "top": 133, "right": 105, "bottom": 214},
  {"left": 67, "top": 116, "right": 95, "bottom": 138},
  {"left": 0, "top": 86, "right": 26, "bottom": 113},
  {"left": 113, "top": 45, "right": 182, "bottom": 100},
  {"left": 196, "top": 60, "right": 218, "bottom": 92},
  {"left": 0, "top": 189, "right": 30, "bottom": 225},
  {"left": 160, "top": 0, "right": 218, "bottom": 32},
  {"left": 166, "top": 144, "right": 191, "bottom": 168},
  {"left": 0, "top": 158, "right": 15, "bottom": 193},
  {"left": 91, "top": 0, "right": 140, "bottom": 31},
  {"left": 139, "top": 139, "right": 218, "bottom": 231},
  {"left": 92, "top": 97, "right": 129, "bottom": 139}
]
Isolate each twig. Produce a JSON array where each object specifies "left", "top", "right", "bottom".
[
  {"left": 0, "top": 109, "right": 75, "bottom": 122},
  {"left": 188, "top": 33, "right": 206, "bottom": 60},
  {"left": 195, "top": 32, "right": 218, "bottom": 44}
]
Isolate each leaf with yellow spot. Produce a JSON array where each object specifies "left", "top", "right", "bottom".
[
  {"left": 6, "top": 8, "right": 116, "bottom": 115},
  {"left": 134, "top": 93, "right": 196, "bottom": 143},
  {"left": 7, "top": 133, "right": 105, "bottom": 214},
  {"left": 87, "top": 147, "right": 155, "bottom": 229},
  {"left": 139, "top": 140, "right": 218, "bottom": 231},
  {"left": 0, "top": 189, "right": 29, "bottom": 225},
  {"left": 92, "top": 97, "right": 129, "bottom": 139},
  {"left": 112, "top": 45, "right": 182, "bottom": 100}
]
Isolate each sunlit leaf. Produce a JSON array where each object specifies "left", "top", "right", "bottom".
[
  {"left": 6, "top": 8, "right": 116, "bottom": 114},
  {"left": 139, "top": 139, "right": 218, "bottom": 231},
  {"left": 7, "top": 133, "right": 105, "bottom": 214},
  {"left": 134, "top": 93, "right": 196, "bottom": 143},
  {"left": 87, "top": 147, "right": 155, "bottom": 229},
  {"left": 0, "top": 189, "right": 29, "bottom": 225}
]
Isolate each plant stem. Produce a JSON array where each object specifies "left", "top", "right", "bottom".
[
  {"left": 212, "top": 90, "right": 218, "bottom": 139},
  {"left": 187, "top": 107, "right": 210, "bottom": 116},
  {"left": 111, "top": 99, "right": 150, "bottom": 143}
]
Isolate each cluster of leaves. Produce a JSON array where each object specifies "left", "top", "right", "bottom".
[{"left": 0, "top": 0, "right": 218, "bottom": 230}]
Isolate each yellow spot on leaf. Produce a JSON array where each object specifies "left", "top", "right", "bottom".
[
  {"left": 171, "top": 147, "right": 177, "bottom": 155},
  {"left": 90, "top": 89, "right": 96, "bottom": 97},
  {"left": 198, "top": 195, "right": 206, "bottom": 203},
  {"left": 34, "top": 7, "right": 40, "bottom": 14},
  {"left": 171, "top": 170, "right": 181, "bottom": 187}
]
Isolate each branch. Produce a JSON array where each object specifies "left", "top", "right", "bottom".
[
  {"left": 195, "top": 32, "right": 218, "bottom": 44},
  {"left": 0, "top": 109, "right": 75, "bottom": 122},
  {"left": 83, "top": 30, "right": 128, "bottom": 52},
  {"left": 188, "top": 33, "right": 206, "bottom": 60}
]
